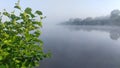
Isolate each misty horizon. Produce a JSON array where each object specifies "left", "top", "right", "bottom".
[{"left": 61, "top": 9, "right": 120, "bottom": 26}]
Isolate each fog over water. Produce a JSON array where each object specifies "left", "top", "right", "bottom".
[
  {"left": 38, "top": 22, "right": 120, "bottom": 68},
  {"left": 33, "top": 7, "right": 120, "bottom": 68},
  {"left": 32, "top": 1, "right": 120, "bottom": 68}
]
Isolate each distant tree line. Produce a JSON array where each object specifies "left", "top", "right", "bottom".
[{"left": 63, "top": 9, "right": 120, "bottom": 26}]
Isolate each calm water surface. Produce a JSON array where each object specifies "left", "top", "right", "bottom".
[{"left": 39, "top": 24, "right": 120, "bottom": 68}]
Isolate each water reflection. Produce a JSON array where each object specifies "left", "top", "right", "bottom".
[
  {"left": 39, "top": 25, "right": 120, "bottom": 68},
  {"left": 65, "top": 25, "right": 120, "bottom": 40},
  {"left": 110, "top": 31, "right": 120, "bottom": 40}
]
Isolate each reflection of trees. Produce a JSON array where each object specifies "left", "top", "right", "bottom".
[
  {"left": 110, "top": 31, "right": 120, "bottom": 40},
  {"left": 65, "top": 26, "right": 120, "bottom": 40}
]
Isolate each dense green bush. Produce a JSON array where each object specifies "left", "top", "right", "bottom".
[{"left": 0, "top": 0, "right": 50, "bottom": 68}]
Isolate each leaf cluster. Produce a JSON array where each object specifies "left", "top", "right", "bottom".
[{"left": 0, "top": 0, "right": 50, "bottom": 68}]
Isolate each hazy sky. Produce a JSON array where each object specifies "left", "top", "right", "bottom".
[{"left": 0, "top": 0, "right": 120, "bottom": 22}]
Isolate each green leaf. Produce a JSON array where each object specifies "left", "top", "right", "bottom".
[
  {"left": 39, "top": 39, "right": 43, "bottom": 45},
  {"left": 15, "top": 60, "right": 20, "bottom": 63},
  {"left": 11, "top": 14, "right": 16, "bottom": 19},
  {"left": 0, "top": 56, "right": 3, "bottom": 60},
  {"left": 35, "top": 10, "right": 42, "bottom": 15},
  {"left": 36, "top": 21, "right": 42, "bottom": 27},
  {"left": 21, "top": 66, "right": 26, "bottom": 68},
  {"left": 3, "top": 12, "right": 9, "bottom": 17},
  {"left": 0, "top": 65, "right": 6, "bottom": 68},
  {"left": 25, "top": 7, "right": 32, "bottom": 14},
  {"left": 30, "top": 14, "right": 35, "bottom": 18},
  {"left": 7, "top": 47, "right": 10, "bottom": 50},
  {"left": 14, "top": 6, "right": 21, "bottom": 10}
]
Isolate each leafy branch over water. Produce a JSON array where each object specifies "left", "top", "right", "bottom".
[{"left": 0, "top": 0, "right": 50, "bottom": 68}]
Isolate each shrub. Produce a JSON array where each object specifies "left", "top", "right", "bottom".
[{"left": 0, "top": 0, "right": 49, "bottom": 68}]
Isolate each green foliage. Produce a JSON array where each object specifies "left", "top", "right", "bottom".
[{"left": 0, "top": 0, "right": 50, "bottom": 68}]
